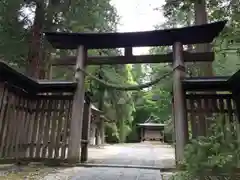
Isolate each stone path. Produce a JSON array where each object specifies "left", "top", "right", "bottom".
[
  {"left": 88, "top": 142, "right": 175, "bottom": 169},
  {"left": 42, "top": 142, "right": 175, "bottom": 180},
  {"left": 42, "top": 167, "right": 164, "bottom": 180},
  {"left": 70, "top": 167, "right": 163, "bottom": 180}
]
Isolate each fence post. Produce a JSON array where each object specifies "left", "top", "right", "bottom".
[{"left": 81, "top": 96, "right": 91, "bottom": 162}]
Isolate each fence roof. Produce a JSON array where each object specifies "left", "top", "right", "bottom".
[
  {"left": 228, "top": 69, "right": 240, "bottom": 94},
  {"left": 182, "top": 76, "right": 230, "bottom": 91},
  {"left": 0, "top": 61, "right": 76, "bottom": 93}
]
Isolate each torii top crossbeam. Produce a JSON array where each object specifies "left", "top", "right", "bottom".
[{"left": 45, "top": 21, "right": 226, "bottom": 50}]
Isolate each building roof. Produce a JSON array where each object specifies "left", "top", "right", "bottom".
[
  {"left": 90, "top": 104, "right": 102, "bottom": 113},
  {"left": 137, "top": 116, "right": 166, "bottom": 127},
  {"left": 137, "top": 123, "right": 166, "bottom": 127},
  {"left": 100, "top": 115, "right": 112, "bottom": 122},
  {"left": 45, "top": 21, "right": 226, "bottom": 49}
]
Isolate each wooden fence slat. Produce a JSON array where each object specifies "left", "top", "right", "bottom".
[
  {"left": 42, "top": 99, "right": 51, "bottom": 158},
  {"left": 39, "top": 103, "right": 47, "bottom": 159},
  {"left": 0, "top": 84, "right": 6, "bottom": 119},
  {"left": 218, "top": 98, "right": 225, "bottom": 132},
  {"left": 18, "top": 97, "right": 30, "bottom": 158},
  {"left": 27, "top": 100, "right": 35, "bottom": 158},
  {"left": 227, "top": 98, "right": 233, "bottom": 122},
  {"left": 12, "top": 96, "right": 22, "bottom": 159},
  {"left": 29, "top": 100, "right": 41, "bottom": 158},
  {"left": 55, "top": 99, "right": 65, "bottom": 159},
  {"left": 225, "top": 98, "right": 233, "bottom": 142},
  {"left": 0, "top": 83, "right": 4, "bottom": 101},
  {"left": 207, "top": 98, "right": 214, "bottom": 132},
  {"left": 186, "top": 93, "right": 237, "bottom": 140},
  {"left": 59, "top": 100, "right": 66, "bottom": 159},
  {"left": 0, "top": 87, "right": 8, "bottom": 157},
  {"left": 193, "top": 98, "right": 200, "bottom": 137},
  {"left": 59, "top": 99, "right": 68, "bottom": 159},
  {"left": 211, "top": 97, "right": 218, "bottom": 113},
  {"left": 36, "top": 100, "right": 47, "bottom": 158},
  {"left": 48, "top": 100, "right": 57, "bottom": 158},
  {"left": 0, "top": 90, "right": 10, "bottom": 158},
  {"left": 47, "top": 100, "right": 54, "bottom": 159},
  {"left": 9, "top": 96, "right": 18, "bottom": 157},
  {"left": 188, "top": 98, "right": 196, "bottom": 139},
  {"left": 200, "top": 98, "right": 207, "bottom": 136},
  {"left": 61, "top": 101, "right": 71, "bottom": 159},
  {"left": 34, "top": 100, "right": 42, "bottom": 158},
  {"left": 53, "top": 100, "right": 60, "bottom": 159},
  {"left": 18, "top": 98, "right": 28, "bottom": 159},
  {"left": 62, "top": 100, "right": 72, "bottom": 159},
  {"left": 204, "top": 98, "right": 211, "bottom": 133},
  {"left": 5, "top": 93, "right": 16, "bottom": 157},
  {"left": 4, "top": 93, "right": 11, "bottom": 157},
  {"left": 23, "top": 99, "right": 32, "bottom": 158}
]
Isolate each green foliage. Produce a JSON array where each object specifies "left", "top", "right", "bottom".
[
  {"left": 105, "top": 65, "right": 135, "bottom": 142},
  {"left": 105, "top": 122, "right": 119, "bottom": 143},
  {"left": 0, "top": 0, "right": 28, "bottom": 68},
  {"left": 159, "top": 0, "right": 240, "bottom": 179},
  {"left": 126, "top": 62, "right": 173, "bottom": 143},
  {"left": 0, "top": 0, "right": 135, "bottom": 144},
  {"left": 158, "top": 0, "right": 240, "bottom": 76},
  {"left": 164, "top": 119, "right": 174, "bottom": 143},
  {"left": 171, "top": 116, "right": 240, "bottom": 179},
  {"left": 126, "top": 125, "right": 140, "bottom": 143}
]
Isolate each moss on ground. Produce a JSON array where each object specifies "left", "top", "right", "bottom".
[{"left": 0, "top": 164, "right": 60, "bottom": 180}]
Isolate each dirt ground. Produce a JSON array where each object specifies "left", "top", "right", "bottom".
[{"left": 0, "top": 164, "right": 60, "bottom": 180}]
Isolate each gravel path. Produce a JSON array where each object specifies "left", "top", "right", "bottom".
[
  {"left": 0, "top": 143, "right": 175, "bottom": 179},
  {"left": 42, "top": 142, "right": 175, "bottom": 179},
  {"left": 43, "top": 167, "right": 163, "bottom": 180},
  {"left": 87, "top": 142, "right": 175, "bottom": 169}
]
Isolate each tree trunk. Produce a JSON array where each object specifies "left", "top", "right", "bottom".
[
  {"left": 98, "top": 66, "right": 105, "bottom": 144},
  {"left": 194, "top": 0, "right": 213, "bottom": 137},
  {"left": 186, "top": 8, "right": 194, "bottom": 77},
  {"left": 41, "top": 0, "right": 58, "bottom": 80},
  {"left": 26, "top": 2, "right": 45, "bottom": 78},
  {"left": 115, "top": 64, "right": 126, "bottom": 143},
  {"left": 194, "top": 0, "right": 213, "bottom": 76}
]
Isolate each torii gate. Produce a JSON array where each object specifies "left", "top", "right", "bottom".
[{"left": 45, "top": 20, "right": 226, "bottom": 164}]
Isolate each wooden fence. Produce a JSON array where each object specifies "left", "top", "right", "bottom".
[
  {"left": 0, "top": 82, "right": 73, "bottom": 162},
  {"left": 184, "top": 93, "right": 240, "bottom": 179},
  {"left": 186, "top": 93, "right": 237, "bottom": 138}
]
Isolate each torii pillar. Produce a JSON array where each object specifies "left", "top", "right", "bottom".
[
  {"left": 68, "top": 46, "right": 86, "bottom": 163},
  {"left": 172, "top": 42, "right": 189, "bottom": 164}
]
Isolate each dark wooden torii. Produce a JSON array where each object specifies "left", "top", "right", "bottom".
[{"left": 45, "top": 20, "right": 226, "bottom": 163}]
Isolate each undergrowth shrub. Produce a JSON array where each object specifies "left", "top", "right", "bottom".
[{"left": 170, "top": 115, "right": 240, "bottom": 180}]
